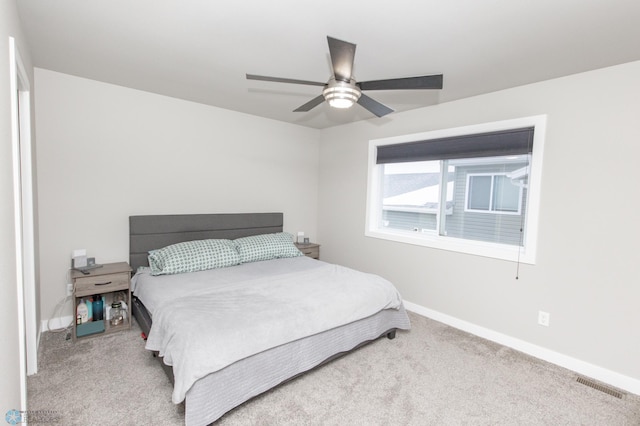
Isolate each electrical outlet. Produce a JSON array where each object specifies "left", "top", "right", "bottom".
[
  {"left": 538, "top": 310, "right": 550, "bottom": 327},
  {"left": 66, "top": 283, "right": 73, "bottom": 296}
]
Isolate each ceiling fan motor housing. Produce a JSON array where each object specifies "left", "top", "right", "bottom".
[{"left": 322, "top": 78, "right": 361, "bottom": 108}]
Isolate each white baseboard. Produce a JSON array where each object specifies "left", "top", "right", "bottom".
[
  {"left": 404, "top": 300, "right": 640, "bottom": 396},
  {"left": 41, "top": 315, "right": 74, "bottom": 332}
]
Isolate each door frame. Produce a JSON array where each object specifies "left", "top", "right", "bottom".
[{"left": 9, "top": 36, "right": 37, "bottom": 411}]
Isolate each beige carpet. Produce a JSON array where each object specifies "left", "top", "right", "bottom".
[{"left": 28, "top": 312, "right": 640, "bottom": 425}]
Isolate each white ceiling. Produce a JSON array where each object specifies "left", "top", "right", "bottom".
[{"left": 17, "top": 0, "right": 640, "bottom": 129}]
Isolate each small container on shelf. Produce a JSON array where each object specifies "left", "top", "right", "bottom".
[
  {"left": 110, "top": 301, "right": 125, "bottom": 327},
  {"left": 92, "top": 294, "right": 104, "bottom": 321},
  {"left": 77, "top": 299, "right": 89, "bottom": 323}
]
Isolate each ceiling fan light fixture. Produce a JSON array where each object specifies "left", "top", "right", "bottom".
[
  {"left": 247, "top": 36, "right": 442, "bottom": 117},
  {"left": 323, "top": 78, "right": 361, "bottom": 109}
]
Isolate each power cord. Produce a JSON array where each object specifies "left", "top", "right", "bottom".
[
  {"left": 47, "top": 295, "right": 73, "bottom": 334},
  {"left": 47, "top": 269, "right": 75, "bottom": 338}
]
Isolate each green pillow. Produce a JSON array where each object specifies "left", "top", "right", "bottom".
[
  {"left": 148, "top": 239, "right": 240, "bottom": 275},
  {"left": 234, "top": 232, "right": 303, "bottom": 264}
]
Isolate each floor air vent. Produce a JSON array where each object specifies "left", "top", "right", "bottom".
[{"left": 576, "top": 377, "right": 624, "bottom": 399}]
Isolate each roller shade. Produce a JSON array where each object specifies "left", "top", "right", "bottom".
[{"left": 376, "top": 127, "right": 534, "bottom": 164}]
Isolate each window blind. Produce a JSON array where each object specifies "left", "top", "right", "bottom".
[{"left": 376, "top": 127, "right": 534, "bottom": 164}]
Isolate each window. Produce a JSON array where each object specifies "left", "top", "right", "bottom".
[
  {"left": 465, "top": 173, "right": 523, "bottom": 214},
  {"left": 366, "top": 116, "right": 546, "bottom": 263}
]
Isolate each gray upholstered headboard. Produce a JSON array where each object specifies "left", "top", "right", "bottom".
[{"left": 129, "top": 212, "right": 284, "bottom": 272}]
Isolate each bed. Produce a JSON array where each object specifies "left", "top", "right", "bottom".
[{"left": 129, "top": 213, "right": 411, "bottom": 425}]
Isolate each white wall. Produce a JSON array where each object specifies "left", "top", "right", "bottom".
[
  {"left": 0, "top": 0, "right": 34, "bottom": 413},
  {"left": 35, "top": 69, "right": 320, "bottom": 322},
  {"left": 317, "top": 61, "right": 640, "bottom": 389}
]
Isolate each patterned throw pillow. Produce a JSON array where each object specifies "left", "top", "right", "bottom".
[
  {"left": 234, "top": 232, "right": 303, "bottom": 264},
  {"left": 148, "top": 239, "right": 240, "bottom": 276}
]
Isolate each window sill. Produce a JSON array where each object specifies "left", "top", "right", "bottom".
[{"left": 365, "top": 228, "right": 536, "bottom": 264}]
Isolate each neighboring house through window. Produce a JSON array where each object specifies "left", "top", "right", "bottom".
[
  {"left": 466, "top": 173, "right": 523, "bottom": 214},
  {"left": 366, "top": 116, "right": 546, "bottom": 263}
]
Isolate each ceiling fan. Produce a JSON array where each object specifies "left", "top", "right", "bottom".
[{"left": 246, "top": 36, "right": 443, "bottom": 118}]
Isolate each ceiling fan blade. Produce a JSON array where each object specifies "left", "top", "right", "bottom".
[
  {"left": 246, "top": 74, "right": 326, "bottom": 87},
  {"left": 327, "top": 36, "right": 356, "bottom": 82},
  {"left": 294, "top": 95, "right": 326, "bottom": 112},
  {"left": 359, "top": 74, "right": 443, "bottom": 91},
  {"left": 357, "top": 93, "right": 394, "bottom": 117}
]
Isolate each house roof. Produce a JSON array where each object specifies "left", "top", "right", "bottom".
[{"left": 384, "top": 173, "right": 441, "bottom": 198}]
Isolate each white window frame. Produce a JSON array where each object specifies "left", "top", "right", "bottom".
[
  {"left": 365, "top": 115, "right": 546, "bottom": 264},
  {"left": 464, "top": 173, "right": 523, "bottom": 215}
]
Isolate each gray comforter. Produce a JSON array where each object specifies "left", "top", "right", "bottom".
[{"left": 139, "top": 257, "right": 403, "bottom": 403}]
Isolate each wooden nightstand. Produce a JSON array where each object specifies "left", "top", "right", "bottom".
[
  {"left": 295, "top": 242, "right": 320, "bottom": 259},
  {"left": 71, "top": 262, "right": 132, "bottom": 341}
]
